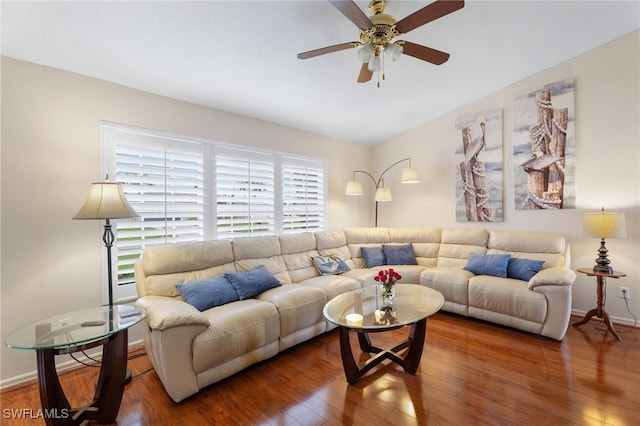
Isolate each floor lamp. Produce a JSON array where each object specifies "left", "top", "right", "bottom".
[
  {"left": 345, "top": 158, "right": 419, "bottom": 227},
  {"left": 74, "top": 176, "right": 139, "bottom": 381}
]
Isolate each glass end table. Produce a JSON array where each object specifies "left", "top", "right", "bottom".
[{"left": 5, "top": 305, "right": 146, "bottom": 425}]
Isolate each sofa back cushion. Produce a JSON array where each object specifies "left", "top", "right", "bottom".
[
  {"left": 437, "top": 228, "right": 489, "bottom": 268},
  {"left": 487, "top": 230, "right": 568, "bottom": 268},
  {"left": 135, "top": 240, "right": 237, "bottom": 298},
  {"left": 232, "top": 236, "right": 291, "bottom": 283},
  {"left": 279, "top": 233, "right": 320, "bottom": 282},
  {"left": 344, "top": 227, "right": 391, "bottom": 268},
  {"left": 389, "top": 227, "right": 441, "bottom": 267}
]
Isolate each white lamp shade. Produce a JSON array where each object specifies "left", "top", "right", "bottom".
[
  {"left": 358, "top": 44, "right": 374, "bottom": 63},
  {"left": 368, "top": 55, "right": 381, "bottom": 72},
  {"left": 385, "top": 42, "right": 403, "bottom": 61},
  {"left": 74, "top": 180, "right": 139, "bottom": 220},
  {"left": 375, "top": 187, "right": 392, "bottom": 202},
  {"left": 345, "top": 181, "right": 364, "bottom": 196},
  {"left": 400, "top": 167, "right": 420, "bottom": 183},
  {"left": 584, "top": 211, "right": 627, "bottom": 239}
]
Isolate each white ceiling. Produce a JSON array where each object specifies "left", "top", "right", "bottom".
[{"left": 2, "top": 1, "right": 639, "bottom": 145}]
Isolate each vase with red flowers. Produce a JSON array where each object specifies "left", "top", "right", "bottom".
[{"left": 374, "top": 268, "right": 402, "bottom": 310}]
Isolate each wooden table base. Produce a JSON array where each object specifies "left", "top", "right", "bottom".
[
  {"left": 36, "top": 330, "right": 129, "bottom": 425},
  {"left": 338, "top": 318, "right": 427, "bottom": 384},
  {"left": 573, "top": 268, "right": 626, "bottom": 341}
]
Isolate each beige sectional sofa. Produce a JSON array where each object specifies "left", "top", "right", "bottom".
[{"left": 134, "top": 227, "right": 575, "bottom": 402}]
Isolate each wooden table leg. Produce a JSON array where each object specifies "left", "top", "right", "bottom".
[
  {"left": 34, "top": 331, "right": 129, "bottom": 425},
  {"left": 339, "top": 327, "right": 361, "bottom": 384},
  {"left": 338, "top": 319, "right": 429, "bottom": 384},
  {"left": 572, "top": 275, "right": 621, "bottom": 340},
  {"left": 36, "top": 349, "right": 73, "bottom": 426},
  {"left": 91, "top": 329, "right": 128, "bottom": 422},
  {"left": 401, "top": 319, "right": 426, "bottom": 374}
]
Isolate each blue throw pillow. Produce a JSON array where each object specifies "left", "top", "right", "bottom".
[
  {"left": 382, "top": 244, "right": 418, "bottom": 265},
  {"left": 361, "top": 246, "right": 386, "bottom": 267},
  {"left": 225, "top": 265, "right": 282, "bottom": 299},
  {"left": 507, "top": 258, "right": 545, "bottom": 281},
  {"left": 312, "top": 255, "right": 350, "bottom": 275},
  {"left": 175, "top": 276, "right": 239, "bottom": 311},
  {"left": 463, "top": 253, "right": 511, "bottom": 278}
]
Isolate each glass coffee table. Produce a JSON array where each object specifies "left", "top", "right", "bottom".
[
  {"left": 5, "top": 305, "right": 146, "bottom": 425},
  {"left": 323, "top": 284, "right": 444, "bottom": 384}
]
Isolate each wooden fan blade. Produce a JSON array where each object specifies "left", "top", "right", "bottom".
[
  {"left": 395, "top": 0, "right": 464, "bottom": 34},
  {"left": 357, "top": 63, "right": 373, "bottom": 83},
  {"left": 402, "top": 41, "right": 450, "bottom": 65},
  {"left": 297, "top": 42, "right": 357, "bottom": 59},
  {"left": 328, "top": 0, "right": 373, "bottom": 30}
]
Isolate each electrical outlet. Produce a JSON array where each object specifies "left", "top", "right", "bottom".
[{"left": 619, "top": 287, "right": 629, "bottom": 299}]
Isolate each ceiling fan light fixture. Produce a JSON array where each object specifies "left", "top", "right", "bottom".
[
  {"left": 385, "top": 42, "right": 403, "bottom": 61},
  {"left": 368, "top": 55, "right": 381, "bottom": 72},
  {"left": 358, "top": 43, "right": 375, "bottom": 63}
]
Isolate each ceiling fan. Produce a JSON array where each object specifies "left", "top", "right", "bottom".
[{"left": 297, "top": 0, "right": 465, "bottom": 85}]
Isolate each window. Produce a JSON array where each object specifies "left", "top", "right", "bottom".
[
  {"left": 101, "top": 122, "right": 326, "bottom": 302},
  {"left": 282, "top": 159, "right": 325, "bottom": 233},
  {"left": 216, "top": 149, "right": 275, "bottom": 239}
]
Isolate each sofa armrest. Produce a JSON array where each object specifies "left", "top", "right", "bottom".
[
  {"left": 135, "top": 295, "right": 210, "bottom": 331},
  {"left": 528, "top": 267, "right": 576, "bottom": 290}
]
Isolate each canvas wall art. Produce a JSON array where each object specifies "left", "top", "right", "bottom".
[
  {"left": 454, "top": 109, "right": 503, "bottom": 222},
  {"left": 513, "top": 79, "right": 575, "bottom": 210}
]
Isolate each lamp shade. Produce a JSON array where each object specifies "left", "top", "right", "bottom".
[
  {"left": 385, "top": 42, "right": 403, "bottom": 61},
  {"left": 400, "top": 167, "right": 420, "bottom": 183},
  {"left": 374, "top": 187, "right": 392, "bottom": 202},
  {"left": 583, "top": 210, "right": 627, "bottom": 239},
  {"left": 345, "top": 181, "right": 364, "bottom": 196},
  {"left": 73, "top": 180, "right": 139, "bottom": 220}
]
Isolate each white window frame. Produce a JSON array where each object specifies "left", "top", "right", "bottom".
[{"left": 101, "top": 122, "right": 326, "bottom": 303}]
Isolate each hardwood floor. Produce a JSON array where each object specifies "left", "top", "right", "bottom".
[{"left": 2, "top": 313, "right": 638, "bottom": 425}]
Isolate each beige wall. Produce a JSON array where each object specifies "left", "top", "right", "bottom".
[
  {"left": 369, "top": 31, "right": 640, "bottom": 322},
  {"left": 0, "top": 57, "right": 369, "bottom": 385}
]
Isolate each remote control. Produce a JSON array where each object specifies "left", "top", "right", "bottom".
[{"left": 80, "top": 321, "right": 105, "bottom": 327}]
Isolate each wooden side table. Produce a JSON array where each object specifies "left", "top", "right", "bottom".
[{"left": 573, "top": 268, "right": 626, "bottom": 340}]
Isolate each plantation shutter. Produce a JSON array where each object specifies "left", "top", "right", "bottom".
[
  {"left": 282, "top": 159, "right": 326, "bottom": 233},
  {"left": 110, "top": 130, "right": 205, "bottom": 289},
  {"left": 215, "top": 149, "right": 275, "bottom": 238}
]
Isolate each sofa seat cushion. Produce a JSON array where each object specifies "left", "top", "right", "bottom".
[
  {"left": 299, "top": 275, "right": 361, "bottom": 301},
  {"left": 420, "top": 267, "right": 474, "bottom": 307},
  {"left": 192, "top": 299, "right": 280, "bottom": 374},
  {"left": 468, "top": 275, "right": 547, "bottom": 324},
  {"left": 256, "top": 284, "right": 327, "bottom": 344}
]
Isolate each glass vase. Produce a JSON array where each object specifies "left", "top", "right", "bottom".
[{"left": 379, "top": 283, "right": 395, "bottom": 310}]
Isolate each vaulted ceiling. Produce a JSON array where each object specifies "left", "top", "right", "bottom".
[{"left": 2, "top": 1, "right": 639, "bottom": 145}]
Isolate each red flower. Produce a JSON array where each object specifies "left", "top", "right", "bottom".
[{"left": 374, "top": 268, "right": 402, "bottom": 285}]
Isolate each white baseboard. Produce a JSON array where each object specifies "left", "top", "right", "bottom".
[{"left": 0, "top": 340, "right": 145, "bottom": 393}]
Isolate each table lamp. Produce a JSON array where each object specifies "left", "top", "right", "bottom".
[{"left": 583, "top": 207, "right": 627, "bottom": 273}]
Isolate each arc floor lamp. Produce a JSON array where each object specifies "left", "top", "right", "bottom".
[{"left": 345, "top": 158, "right": 420, "bottom": 226}]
